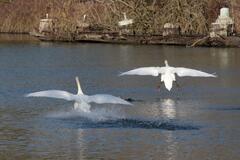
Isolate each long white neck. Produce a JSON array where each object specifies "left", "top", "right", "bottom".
[
  {"left": 83, "top": 14, "right": 86, "bottom": 22},
  {"left": 123, "top": 12, "right": 127, "bottom": 20},
  {"left": 75, "top": 77, "right": 84, "bottom": 95},
  {"left": 164, "top": 60, "right": 169, "bottom": 67}
]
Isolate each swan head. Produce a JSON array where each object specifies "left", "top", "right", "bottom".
[{"left": 164, "top": 60, "right": 169, "bottom": 67}]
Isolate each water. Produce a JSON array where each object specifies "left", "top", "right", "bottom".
[{"left": 0, "top": 34, "right": 240, "bottom": 159}]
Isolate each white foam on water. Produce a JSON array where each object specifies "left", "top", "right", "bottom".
[{"left": 46, "top": 104, "right": 127, "bottom": 122}]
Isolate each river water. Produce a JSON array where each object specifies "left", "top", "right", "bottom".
[{"left": 0, "top": 34, "right": 240, "bottom": 159}]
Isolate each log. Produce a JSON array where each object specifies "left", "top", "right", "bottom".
[{"left": 190, "top": 36, "right": 209, "bottom": 47}]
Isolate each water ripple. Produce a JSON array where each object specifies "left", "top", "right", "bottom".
[
  {"left": 46, "top": 112, "right": 199, "bottom": 131},
  {"left": 79, "top": 119, "right": 200, "bottom": 130}
]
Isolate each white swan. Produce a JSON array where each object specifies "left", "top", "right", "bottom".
[
  {"left": 119, "top": 60, "right": 217, "bottom": 91},
  {"left": 25, "top": 77, "right": 132, "bottom": 112},
  {"left": 118, "top": 12, "right": 133, "bottom": 26}
]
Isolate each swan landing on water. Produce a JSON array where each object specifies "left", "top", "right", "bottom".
[
  {"left": 25, "top": 77, "right": 132, "bottom": 112},
  {"left": 119, "top": 60, "right": 217, "bottom": 91}
]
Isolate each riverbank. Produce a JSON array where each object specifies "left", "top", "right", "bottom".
[
  {"left": 1, "top": 0, "right": 240, "bottom": 47},
  {"left": 32, "top": 31, "right": 199, "bottom": 45},
  {"left": 2, "top": 0, "right": 240, "bottom": 35},
  {"left": 29, "top": 31, "right": 240, "bottom": 47},
  {"left": 2, "top": 32, "right": 239, "bottom": 48}
]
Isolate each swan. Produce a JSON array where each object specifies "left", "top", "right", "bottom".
[
  {"left": 25, "top": 77, "right": 132, "bottom": 112},
  {"left": 118, "top": 12, "right": 133, "bottom": 26},
  {"left": 119, "top": 60, "right": 217, "bottom": 91}
]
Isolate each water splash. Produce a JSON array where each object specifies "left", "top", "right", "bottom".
[
  {"left": 47, "top": 104, "right": 126, "bottom": 122},
  {"left": 74, "top": 102, "right": 91, "bottom": 113},
  {"left": 46, "top": 101, "right": 199, "bottom": 130}
]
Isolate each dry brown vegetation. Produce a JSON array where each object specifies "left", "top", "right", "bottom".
[{"left": 0, "top": 0, "right": 239, "bottom": 36}]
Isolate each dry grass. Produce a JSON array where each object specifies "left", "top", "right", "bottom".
[{"left": 0, "top": 0, "right": 238, "bottom": 37}]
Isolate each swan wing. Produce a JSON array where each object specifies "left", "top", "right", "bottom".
[
  {"left": 25, "top": 90, "right": 75, "bottom": 101},
  {"left": 119, "top": 67, "right": 161, "bottom": 77},
  {"left": 174, "top": 67, "right": 217, "bottom": 77},
  {"left": 83, "top": 94, "right": 132, "bottom": 105}
]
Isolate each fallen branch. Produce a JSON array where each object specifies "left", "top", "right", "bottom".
[{"left": 190, "top": 35, "right": 209, "bottom": 47}]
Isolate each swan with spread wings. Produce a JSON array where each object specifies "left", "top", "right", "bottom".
[
  {"left": 119, "top": 60, "right": 217, "bottom": 91},
  {"left": 25, "top": 77, "right": 132, "bottom": 112}
]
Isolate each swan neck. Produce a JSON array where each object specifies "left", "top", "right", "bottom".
[
  {"left": 164, "top": 60, "right": 169, "bottom": 67},
  {"left": 123, "top": 13, "right": 127, "bottom": 20},
  {"left": 75, "top": 77, "right": 84, "bottom": 95}
]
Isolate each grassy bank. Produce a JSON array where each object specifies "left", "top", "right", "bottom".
[{"left": 0, "top": 0, "right": 239, "bottom": 36}]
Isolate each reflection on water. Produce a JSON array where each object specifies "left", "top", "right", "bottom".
[
  {"left": 77, "top": 129, "right": 85, "bottom": 160},
  {"left": 0, "top": 34, "right": 38, "bottom": 43},
  {"left": 210, "top": 48, "right": 231, "bottom": 68},
  {"left": 161, "top": 99, "right": 176, "bottom": 119},
  {"left": 0, "top": 35, "right": 240, "bottom": 160},
  {"left": 165, "top": 132, "right": 178, "bottom": 160}
]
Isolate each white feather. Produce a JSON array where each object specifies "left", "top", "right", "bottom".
[
  {"left": 82, "top": 94, "right": 132, "bottom": 105},
  {"left": 26, "top": 90, "right": 131, "bottom": 105},
  {"left": 25, "top": 77, "right": 132, "bottom": 112},
  {"left": 119, "top": 67, "right": 160, "bottom": 77},
  {"left": 174, "top": 67, "right": 217, "bottom": 77},
  {"left": 120, "top": 60, "right": 217, "bottom": 91},
  {"left": 25, "top": 90, "right": 75, "bottom": 101}
]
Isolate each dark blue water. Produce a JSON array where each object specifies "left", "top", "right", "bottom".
[{"left": 0, "top": 34, "right": 240, "bottom": 159}]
